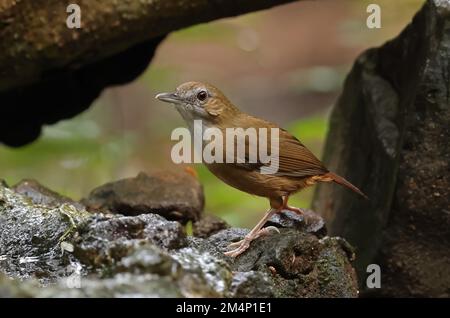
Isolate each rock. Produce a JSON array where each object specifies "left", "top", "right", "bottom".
[
  {"left": 171, "top": 246, "right": 232, "bottom": 297},
  {"left": 74, "top": 213, "right": 187, "bottom": 267},
  {"left": 0, "top": 180, "right": 358, "bottom": 297},
  {"left": 208, "top": 228, "right": 358, "bottom": 297},
  {"left": 115, "top": 245, "right": 177, "bottom": 276},
  {"left": 230, "top": 271, "right": 275, "bottom": 298},
  {"left": 312, "top": 0, "right": 450, "bottom": 297},
  {"left": 110, "top": 245, "right": 226, "bottom": 298},
  {"left": 206, "top": 228, "right": 250, "bottom": 255},
  {"left": 0, "top": 38, "right": 164, "bottom": 147},
  {"left": 82, "top": 171, "right": 204, "bottom": 224},
  {"left": 13, "top": 179, "right": 85, "bottom": 210},
  {"left": 0, "top": 273, "right": 38, "bottom": 297},
  {"left": 193, "top": 214, "right": 230, "bottom": 238},
  {"left": 43, "top": 273, "right": 185, "bottom": 298},
  {"left": 0, "top": 183, "right": 90, "bottom": 284},
  {"left": 1, "top": 271, "right": 185, "bottom": 298},
  {"left": 266, "top": 209, "right": 326, "bottom": 237}
]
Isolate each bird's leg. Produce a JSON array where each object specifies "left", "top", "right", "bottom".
[
  {"left": 225, "top": 208, "right": 278, "bottom": 257},
  {"left": 226, "top": 225, "right": 280, "bottom": 250},
  {"left": 281, "top": 196, "right": 305, "bottom": 215}
]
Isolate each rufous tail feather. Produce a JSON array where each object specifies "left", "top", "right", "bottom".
[{"left": 324, "top": 172, "right": 368, "bottom": 200}]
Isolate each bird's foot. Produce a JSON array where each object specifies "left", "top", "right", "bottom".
[
  {"left": 224, "top": 239, "right": 250, "bottom": 258},
  {"left": 225, "top": 226, "right": 280, "bottom": 258},
  {"left": 283, "top": 205, "right": 305, "bottom": 215}
]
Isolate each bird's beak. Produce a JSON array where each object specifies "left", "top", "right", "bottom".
[{"left": 155, "top": 92, "right": 183, "bottom": 104}]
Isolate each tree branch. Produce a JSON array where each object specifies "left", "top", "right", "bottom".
[{"left": 0, "top": 0, "right": 300, "bottom": 92}]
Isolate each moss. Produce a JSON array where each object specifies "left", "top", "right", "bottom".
[{"left": 315, "top": 237, "right": 358, "bottom": 297}]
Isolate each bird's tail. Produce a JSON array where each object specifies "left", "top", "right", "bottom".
[{"left": 323, "top": 172, "right": 368, "bottom": 200}]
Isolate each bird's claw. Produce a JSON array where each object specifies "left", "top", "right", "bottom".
[
  {"left": 225, "top": 226, "right": 280, "bottom": 258},
  {"left": 224, "top": 239, "right": 251, "bottom": 258},
  {"left": 259, "top": 226, "right": 280, "bottom": 236},
  {"left": 226, "top": 239, "right": 246, "bottom": 250},
  {"left": 283, "top": 206, "right": 304, "bottom": 215}
]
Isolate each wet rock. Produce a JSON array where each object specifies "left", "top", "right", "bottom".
[
  {"left": 115, "top": 245, "right": 177, "bottom": 276},
  {"left": 74, "top": 213, "right": 187, "bottom": 267},
  {"left": 193, "top": 214, "right": 230, "bottom": 238},
  {"left": 208, "top": 228, "right": 358, "bottom": 297},
  {"left": 207, "top": 228, "right": 249, "bottom": 254},
  {"left": 40, "top": 273, "right": 185, "bottom": 298},
  {"left": 58, "top": 209, "right": 227, "bottom": 297},
  {"left": 13, "top": 179, "right": 85, "bottom": 210},
  {"left": 0, "top": 183, "right": 90, "bottom": 284},
  {"left": 171, "top": 247, "right": 231, "bottom": 297},
  {"left": 112, "top": 245, "right": 225, "bottom": 297},
  {"left": 82, "top": 171, "right": 204, "bottom": 224},
  {"left": 230, "top": 271, "right": 275, "bottom": 298},
  {"left": 266, "top": 209, "right": 326, "bottom": 237},
  {"left": 0, "top": 180, "right": 358, "bottom": 297},
  {"left": 312, "top": 0, "right": 450, "bottom": 297},
  {"left": 50, "top": 273, "right": 184, "bottom": 298},
  {"left": 0, "top": 273, "right": 38, "bottom": 297}
]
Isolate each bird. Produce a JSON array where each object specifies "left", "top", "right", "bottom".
[{"left": 156, "top": 81, "right": 367, "bottom": 257}]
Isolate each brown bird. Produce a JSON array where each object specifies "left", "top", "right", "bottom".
[{"left": 156, "top": 82, "right": 367, "bottom": 257}]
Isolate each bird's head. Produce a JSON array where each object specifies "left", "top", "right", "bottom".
[{"left": 156, "top": 82, "right": 239, "bottom": 125}]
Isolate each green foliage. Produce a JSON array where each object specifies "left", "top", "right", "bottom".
[{"left": 0, "top": 110, "right": 132, "bottom": 199}]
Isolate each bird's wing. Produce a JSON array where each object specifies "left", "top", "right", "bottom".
[
  {"left": 271, "top": 129, "right": 328, "bottom": 177},
  {"left": 228, "top": 116, "right": 328, "bottom": 178}
]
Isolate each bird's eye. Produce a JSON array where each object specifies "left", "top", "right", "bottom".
[{"left": 197, "top": 90, "right": 208, "bottom": 102}]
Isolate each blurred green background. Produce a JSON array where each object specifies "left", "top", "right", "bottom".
[{"left": 0, "top": 0, "right": 424, "bottom": 227}]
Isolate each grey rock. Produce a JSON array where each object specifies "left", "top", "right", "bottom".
[
  {"left": 13, "top": 179, "right": 85, "bottom": 210},
  {"left": 312, "top": 0, "right": 450, "bottom": 297},
  {"left": 82, "top": 171, "right": 204, "bottom": 224},
  {"left": 207, "top": 228, "right": 250, "bottom": 254},
  {"left": 230, "top": 271, "right": 275, "bottom": 298},
  {"left": 209, "top": 228, "right": 358, "bottom": 297},
  {"left": 171, "top": 246, "right": 232, "bottom": 296},
  {"left": 0, "top": 270, "right": 183, "bottom": 298},
  {"left": 0, "top": 273, "right": 39, "bottom": 297},
  {"left": 42, "top": 273, "right": 185, "bottom": 298},
  {"left": 266, "top": 209, "right": 326, "bottom": 236},
  {"left": 74, "top": 213, "right": 187, "bottom": 267},
  {"left": 193, "top": 214, "right": 229, "bottom": 238},
  {"left": 0, "top": 184, "right": 90, "bottom": 284},
  {"left": 0, "top": 180, "right": 358, "bottom": 297}
]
